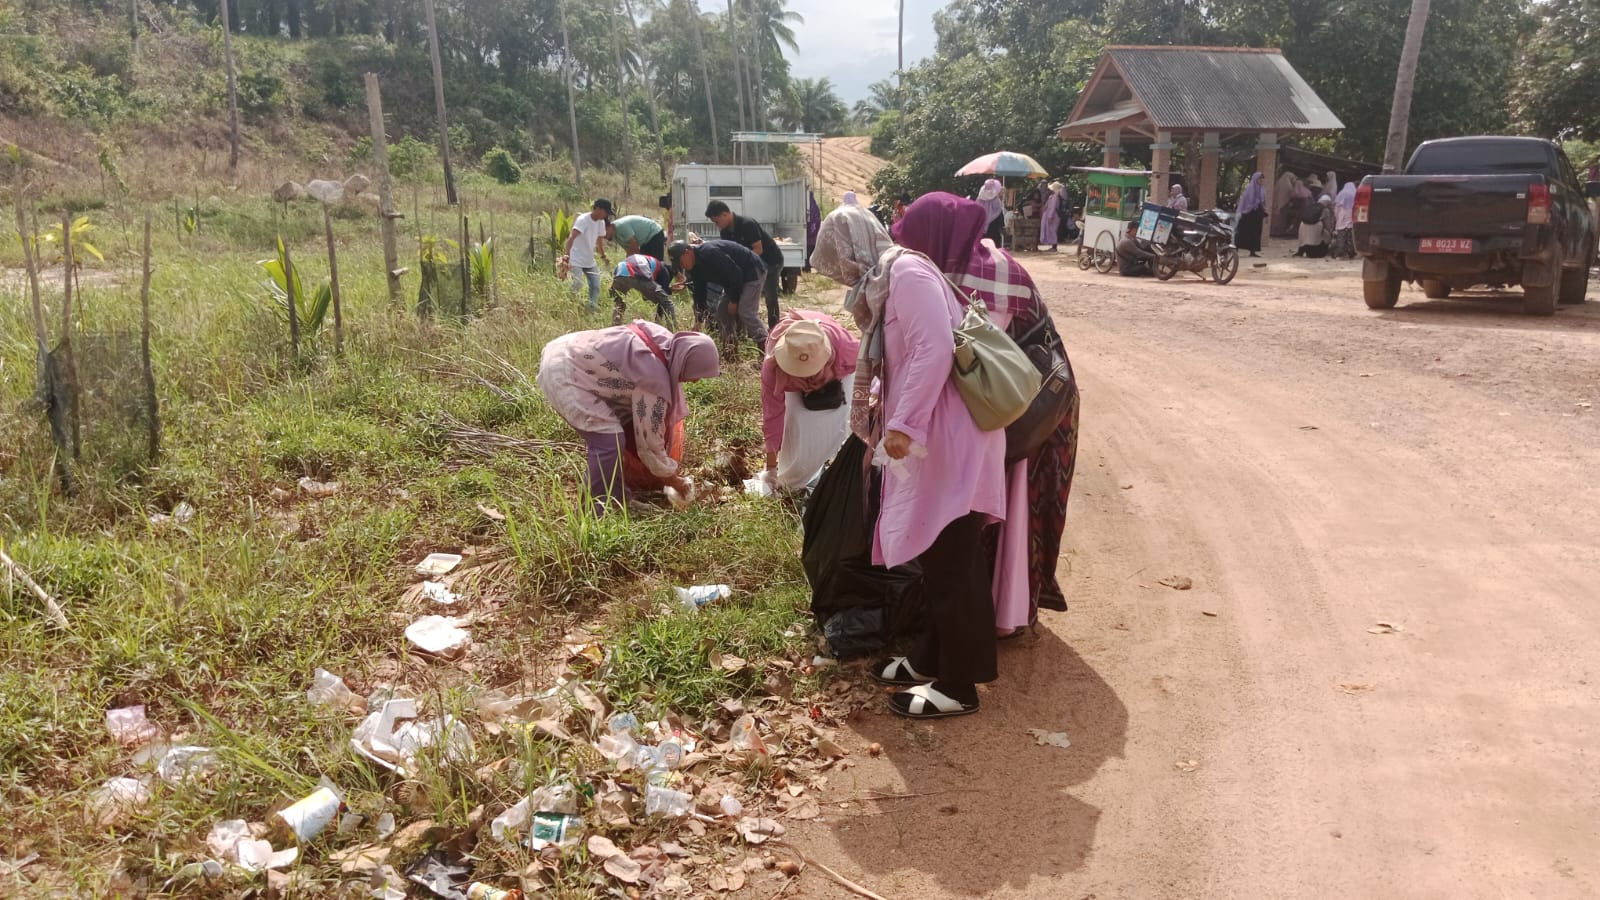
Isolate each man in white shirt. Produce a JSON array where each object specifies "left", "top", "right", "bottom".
[{"left": 565, "top": 198, "right": 613, "bottom": 313}]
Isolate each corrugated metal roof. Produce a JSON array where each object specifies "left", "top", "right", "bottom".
[{"left": 1100, "top": 47, "right": 1343, "bottom": 133}]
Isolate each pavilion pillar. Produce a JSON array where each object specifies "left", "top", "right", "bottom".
[
  {"left": 1102, "top": 127, "right": 1121, "bottom": 169},
  {"left": 1255, "top": 132, "right": 1279, "bottom": 247},
  {"left": 1150, "top": 131, "right": 1173, "bottom": 206},
  {"left": 1199, "top": 131, "right": 1221, "bottom": 210}
]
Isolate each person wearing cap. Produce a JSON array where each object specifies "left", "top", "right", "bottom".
[
  {"left": 564, "top": 199, "right": 614, "bottom": 313},
  {"left": 706, "top": 200, "right": 785, "bottom": 328},
  {"left": 607, "top": 214, "right": 667, "bottom": 261},
  {"left": 760, "top": 311, "right": 859, "bottom": 490},
  {"left": 667, "top": 239, "right": 769, "bottom": 352},
  {"left": 610, "top": 252, "right": 677, "bottom": 326}
]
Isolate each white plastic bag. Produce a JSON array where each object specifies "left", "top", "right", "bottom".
[{"left": 775, "top": 391, "right": 851, "bottom": 491}]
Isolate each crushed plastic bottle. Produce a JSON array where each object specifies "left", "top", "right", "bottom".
[
  {"left": 674, "top": 584, "right": 732, "bottom": 610},
  {"left": 306, "top": 668, "right": 358, "bottom": 708},
  {"left": 644, "top": 785, "right": 692, "bottom": 818}
]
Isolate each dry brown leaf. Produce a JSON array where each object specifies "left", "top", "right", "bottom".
[
  {"left": 1158, "top": 575, "right": 1194, "bottom": 591},
  {"left": 604, "top": 855, "right": 644, "bottom": 884},
  {"left": 587, "top": 835, "right": 623, "bottom": 859},
  {"left": 786, "top": 784, "right": 805, "bottom": 798},
  {"left": 708, "top": 867, "right": 747, "bottom": 892},
  {"left": 1175, "top": 758, "right": 1200, "bottom": 773},
  {"left": 736, "top": 817, "right": 786, "bottom": 844},
  {"left": 1337, "top": 683, "right": 1372, "bottom": 695},
  {"left": 814, "top": 738, "right": 846, "bottom": 759},
  {"left": 1367, "top": 622, "right": 1404, "bottom": 635},
  {"left": 785, "top": 797, "right": 820, "bottom": 820}
]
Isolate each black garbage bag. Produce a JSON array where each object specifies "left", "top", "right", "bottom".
[{"left": 802, "top": 435, "right": 923, "bottom": 658}]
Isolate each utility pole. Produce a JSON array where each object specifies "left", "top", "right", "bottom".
[
  {"left": 423, "top": 0, "right": 458, "bottom": 204},
  {"left": 1383, "top": 0, "right": 1432, "bottom": 173},
  {"left": 219, "top": 0, "right": 240, "bottom": 174},
  {"left": 558, "top": 0, "right": 584, "bottom": 191}
]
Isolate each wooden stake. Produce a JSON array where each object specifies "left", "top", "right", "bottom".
[
  {"left": 12, "top": 168, "right": 46, "bottom": 405},
  {"left": 1, "top": 547, "right": 69, "bottom": 631},
  {"left": 139, "top": 211, "right": 160, "bottom": 464},
  {"left": 218, "top": 0, "right": 241, "bottom": 175},
  {"left": 458, "top": 211, "right": 471, "bottom": 319},
  {"left": 60, "top": 210, "right": 73, "bottom": 341},
  {"left": 323, "top": 206, "right": 344, "bottom": 355},
  {"left": 364, "top": 72, "right": 402, "bottom": 305}
]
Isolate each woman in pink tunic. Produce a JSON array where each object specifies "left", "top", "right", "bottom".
[{"left": 811, "top": 204, "right": 1007, "bottom": 719}]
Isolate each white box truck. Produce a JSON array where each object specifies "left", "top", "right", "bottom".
[{"left": 669, "top": 164, "right": 809, "bottom": 292}]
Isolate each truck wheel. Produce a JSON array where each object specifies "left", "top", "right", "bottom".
[
  {"left": 1523, "top": 254, "right": 1560, "bottom": 316},
  {"left": 1421, "top": 279, "right": 1450, "bottom": 299},
  {"left": 1363, "top": 271, "right": 1401, "bottom": 309},
  {"left": 1559, "top": 265, "right": 1589, "bottom": 305}
]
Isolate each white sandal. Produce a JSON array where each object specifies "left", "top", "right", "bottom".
[
  {"left": 872, "top": 656, "right": 933, "bottom": 686},
  {"left": 889, "top": 683, "right": 979, "bottom": 719}
]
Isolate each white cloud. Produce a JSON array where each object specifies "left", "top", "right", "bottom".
[{"left": 696, "top": 0, "right": 945, "bottom": 104}]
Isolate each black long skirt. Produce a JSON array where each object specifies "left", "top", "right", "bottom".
[{"left": 1236, "top": 208, "right": 1267, "bottom": 252}]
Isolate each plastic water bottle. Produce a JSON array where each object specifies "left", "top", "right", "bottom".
[{"left": 674, "top": 584, "right": 732, "bottom": 610}]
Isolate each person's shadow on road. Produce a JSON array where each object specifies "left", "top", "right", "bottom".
[{"left": 818, "top": 622, "right": 1127, "bottom": 896}]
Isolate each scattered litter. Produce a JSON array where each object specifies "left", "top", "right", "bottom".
[
  {"left": 376, "top": 812, "right": 396, "bottom": 839},
  {"left": 476, "top": 503, "right": 507, "bottom": 522},
  {"left": 742, "top": 473, "right": 777, "bottom": 498},
  {"left": 87, "top": 776, "right": 150, "bottom": 825},
  {"left": 307, "top": 668, "right": 359, "bottom": 709},
  {"left": 415, "top": 552, "right": 464, "bottom": 577},
  {"left": 236, "top": 839, "right": 298, "bottom": 873},
  {"left": 675, "top": 584, "right": 731, "bottom": 610},
  {"left": 1201, "top": 610, "right": 1218, "bottom": 617},
  {"left": 406, "top": 615, "right": 471, "bottom": 658},
  {"left": 275, "top": 786, "right": 343, "bottom": 843},
  {"left": 466, "top": 883, "right": 523, "bottom": 899},
  {"left": 735, "top": 817, "right": 786, "bottom": 844},
  {"left": 1026, "top": 728, "right": 1072, "bottom": 750},
  {"left": 1174, "top": 759, "right": 1200, "bottom": 773},
  {"left": 1298, "top": 425, "right": 1319, "bottom": 431},
  {"left": 329, "top": 843, "right": 390, "bottom": 876},
  {"left": 719, "top": 794, "right": 743, "bottom": 818},
  {"left": 155, "top": 745, "right": 218, "bottom": 783},
  {"left": 149, "top": 501, "right": 197, "bottom": 526},
  {"left": 1337, "top": 683, "right": 1373, "bottom": 694},
  {"left": 1158, "top": 576, "right": 1194, "bottom": 591},
  {"left": 297, "top": 476, "right": 341, "bottom": 498},
  {"left": 421, "top": 581, "right": 462, "bottom": 606},
  {"left": 1367, "top": 622, "right": 1404, "bottom": 635},
  {"left": 405, "top": 849, "right": 472, "bottom": 898},
  {"left": 645, "top": 786, "right": 692, "bottom": 818},
  {"left": 528, "top": 811, "right": 583, "bottom": 850},
  {"left": 664, "top": 476, "right": 697, "bottom": 509},
  {"left": 106, "top": 705, "right": 161, "bottom": 747},
  {"left": 351, "top": 698, "right": 473, "bottom": 776},
  {"left": 729, "top": 714, "right": 770, "bottom": 763}
]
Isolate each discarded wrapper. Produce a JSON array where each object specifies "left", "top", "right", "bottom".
[
  {"left": 674, "top": 584, "right": 731, "bottom": 610},
  {"left": 422, "top": 580, "right": 461, "bottom": 606},
  {"left": 466, "top": 884, "right": 524, "bottom": 900},
  {"left": 528, "top": 811, "right": 584, "bottom": 850},
  {"left": 87, "top": 776, "right": 150, "bottom": 826},
  {"left": 406, "top": 615, "right": 471, "bottom": 658},
  {"left": 306, "top": 668, "right": 358, "bottom": 708},
  {"left": 645, "top": 786, "right": 692, "bottom": 818},
  {"left": 351, "top": 698, "right": 473, "bottom": 777},
  {"left": 155, "top": 745, "right": 218, "bottom": 783},
  {"left": 106, "top": 705, "right": 161, "bottom": 747},
  {"left": 415, "top": 553, "right": 464, "bottom": 577},
  {"left": 275, "top": 786, "right": 343, "bottom": 842},
  {"left": 664, "top": 477, "right": 697, "bottom": 510}
]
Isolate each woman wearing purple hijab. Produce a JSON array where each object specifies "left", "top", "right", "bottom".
[
  {"left": 895, "top": 192, "right": 1081, "bottom": 637},
  {"left": 1236, "top": 172, "right": 1268, "bottom": 257}
]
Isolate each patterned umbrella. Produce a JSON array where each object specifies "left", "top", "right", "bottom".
[{"left": 956, "top": 151, "right": 1049, "bottom": 178}]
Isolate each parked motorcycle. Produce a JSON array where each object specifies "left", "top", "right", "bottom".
[{"left": 1152, "top": 210, "right": 1240, "bottom": 285}]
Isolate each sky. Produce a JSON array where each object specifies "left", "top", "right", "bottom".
[{"left": 697, "top": 0, "right": 950, "bottom": 106}]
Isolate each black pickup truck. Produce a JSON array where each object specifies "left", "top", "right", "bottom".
[{"left": 1354, "top": 136, "right": 1595, "bottom": 315}]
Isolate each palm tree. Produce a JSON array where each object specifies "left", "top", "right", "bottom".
[
  {"left": 745, "top": 0, "right": 803, "bottom": 135},
  {"left": 782, "top": 77, "right": 847, "bottom": 134},
  {"left": 850, "top": 80, "right": 901, "bottom": 129},
  {"left": 1383, "top": 0, "right": 1432, "bottom": 172}
]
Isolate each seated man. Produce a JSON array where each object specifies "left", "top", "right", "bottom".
[
  {"left": 1117, "top": 221, "right": 1156, "bottom": 277},
  {"left": 610, "top": 253, "right": 677, "bottom": 326}
]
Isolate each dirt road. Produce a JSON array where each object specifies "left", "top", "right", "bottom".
[
  {"left": 811, "top": 136, "right": 888, "bottom": 203},
  {"left": 786, "top": 251, "right": 1600, "bottom": 898}
]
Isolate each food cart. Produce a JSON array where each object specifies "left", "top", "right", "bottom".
[{"left": 1073, "top": 167, "right": 1153, "bottom": 272}]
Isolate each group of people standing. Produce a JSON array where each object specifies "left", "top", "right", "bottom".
[
  {"left": 539, "top": 190, "right": 1081, "bottom": 722},
  {"left": 970, "top": 178, "right": 1080, "bottom": 253},
  {"left": 1233, "top": 170, "right": 1357, "bottom": 259}
]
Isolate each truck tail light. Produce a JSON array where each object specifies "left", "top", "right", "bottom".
[
  {"left": 1528, "top": 183, "right": 1551, "bottom": 225},
  {"left": 1354, "top": 183, "right": 1372, "bottom": 224}
]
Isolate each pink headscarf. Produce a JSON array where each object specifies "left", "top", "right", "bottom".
[{"left": 599, "top": 320, "right": 720, "bottom": 425}]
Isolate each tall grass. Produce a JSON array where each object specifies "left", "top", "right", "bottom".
[{"left": 0, "top": 177, "right": 807, "bottom": 892}]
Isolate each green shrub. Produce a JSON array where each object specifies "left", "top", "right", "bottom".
[
  {"left": 238, "top": 70, "right": 286, "bottom": 120},
  {"left": 870, "top": 109, "right": 901, "bottom": 158},
  {"left": 482, "top": 146, "right": 522, "bottom": 185},
  {"left": 389, "top": 135, "right": 435, "bottom": 179}
]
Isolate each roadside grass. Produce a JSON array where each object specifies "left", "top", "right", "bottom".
[{"left": 0, "top": 187, "right": 810, "bottom": 893}]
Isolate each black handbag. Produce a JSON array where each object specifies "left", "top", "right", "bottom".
[
  {"left": 1004, "top": 310, "right": 1077, "bottom": 461},
  {"left": 800, "top": 379, "right": 846, "bottom": 411}
]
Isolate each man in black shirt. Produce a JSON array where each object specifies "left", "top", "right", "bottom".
[
  {"left": 706, "top": 200, "right": 785, "bottom": 328},
  {"left": 668, "top": 239, "right": 769, "bottom": 352}
]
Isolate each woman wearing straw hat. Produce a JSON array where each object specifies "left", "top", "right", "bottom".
[{"left": 760, "top": 311, "right": 860, "bottom": 491}]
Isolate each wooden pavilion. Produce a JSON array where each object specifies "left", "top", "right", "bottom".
[{"left": 1058, "top": 46, "right": 1344, "bottom": 224}]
